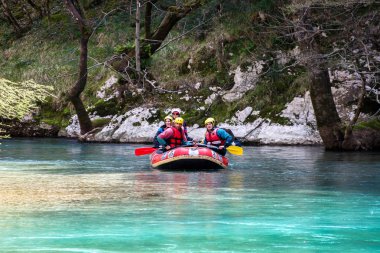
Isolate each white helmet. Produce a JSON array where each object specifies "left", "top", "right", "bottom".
[{"left": 171, "top": 108, "right": 181, "bottom": 114}]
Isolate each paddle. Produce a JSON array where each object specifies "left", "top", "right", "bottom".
[
  {"left": 197, "top": 144, "right": 243, "bottom": 156},
  {"left": 134, "top": 147, "right": 157, "bottom": 156},
  {"left": 226, "top": 145, "right": 243, "bottom": 156}
]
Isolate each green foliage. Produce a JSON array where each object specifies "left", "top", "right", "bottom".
[
  {"left": 354, "top": 118, "right": 380, "bottom": 130},
  {"left": 225, "top": 38, "right": 256, "bottom": 64},
  {"left": 0, "top": 79, "right": 54, "bottom": 120},
  {"left": 114, "top": 41, "right": 134, "bottom": 54},
  {"left": 38, "top": 103, "right": 71, "bottom": 128},
  {"left": 14, "top": 59, "right": 34, "bottom": 69},
  {"left": 0, "top": 78, "right": 54, "bottom": 138}
]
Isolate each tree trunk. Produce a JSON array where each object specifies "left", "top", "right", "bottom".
[
  {"left": 69, "top": 35, "right": 93, "bottom": 134},
  {"left": 309, "top": 69, "right": 344, "bottom": 150},
  {"left": 146, "top": 12, "right": 182, "bottom": 54},
  {"left": 1, "top": 0, "right": 23, "bottom": 34},
  {"left": 135, "top": 0, "right": 141, "bottom": 72},
  {"left": 144, "top": 0, "right": 154, "bottom": 40},
  {"left": 65, "top": 0, "right": 93, "bottom": 134},
  {"left": 144, "top": 1, "right": 201, "bottom": 55},
  {"left": 294, "top": 7, "right": 345, "bottom": 150}
]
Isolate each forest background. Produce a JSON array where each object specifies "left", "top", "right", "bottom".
[{"left": 0, "top": 0, "right": 379, "bottom": 150}]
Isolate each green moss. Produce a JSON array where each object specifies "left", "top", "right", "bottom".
[
  {"left": 133, "top": 122, "right": 141, "bottom": 127},
  {"left": 90, "top": 98, "right": 120, "bottom": 116},
  {"left": 207, "top": 96, "right": 236, "bottom": 123},
  {"left": 91, "top": 118, "right": 111, "bottom": 128},
  {"left": 354, "top": 119, "right": 380, "bottom": 130},
  {"left": 46, "top": 12, "right": 70, "bottom": 24},
  {"left": 38, "top": 102, "right": 71, "bottom": 128}
]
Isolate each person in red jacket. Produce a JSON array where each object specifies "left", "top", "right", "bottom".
[
  {"left": 171, "top": 108, "right": 193, "bottom": 140},
  {"left": 157, "top": 117, "right": 191, "bottom": 150},
  {"left": 202, "top": 117, "right": 233, "bottom": 156}
]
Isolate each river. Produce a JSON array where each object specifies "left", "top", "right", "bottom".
[{"left": 0, "top": 138, "right": 379, "bottom": 252}]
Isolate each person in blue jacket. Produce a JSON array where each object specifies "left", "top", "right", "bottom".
[
  {"left": 153, "top": 115, "right": 173, "bottom": 148},
  {"left": 201, "top": 117, "right": 233, "bottom": 156}
]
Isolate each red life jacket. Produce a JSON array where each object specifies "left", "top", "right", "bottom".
[
  {"left": 168, "top": 126, "right": 183, "bottom": 148},
  {"left": 205, "top": 128, "right": 225, "bottom": 146}
]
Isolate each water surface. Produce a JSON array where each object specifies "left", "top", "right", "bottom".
[{"left": 0, "top": 138, "right": 379, "bottom": 252}]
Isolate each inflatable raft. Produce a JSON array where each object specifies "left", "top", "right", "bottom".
[{"left": 150, "top": 146, "right": 228, "bottom": 170}]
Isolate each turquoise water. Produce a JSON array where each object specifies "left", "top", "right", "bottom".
[{"left": 0, "top": 138, "right": 380, "bottom": 252}]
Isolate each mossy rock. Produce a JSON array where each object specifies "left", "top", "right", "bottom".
[
  {"left": 90, "top": 98, "right": 119, "bottom": 116},
  {"left": 91, "top": 118, "right": 111, "bottom": 128}
]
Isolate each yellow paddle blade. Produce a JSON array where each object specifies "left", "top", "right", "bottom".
[{"left": 226, "top": 146, "right": 243, "bottom": 156}]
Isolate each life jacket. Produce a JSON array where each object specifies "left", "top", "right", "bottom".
[
  {"left": 205, "top": 128, "right": 225, "bottom": 146},
  {"left": 168, "top": 126, "right": 183, "bottom": 148}
]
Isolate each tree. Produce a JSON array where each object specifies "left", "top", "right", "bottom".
[
  {"left": 288, "top": 1, "right": 380, "bottom": 150},
  {"left": 64, "top": 0, "right": 93, "bottom": 134},
  {"left": 111, "top": 0, "right": 203, "bottom": 73}
]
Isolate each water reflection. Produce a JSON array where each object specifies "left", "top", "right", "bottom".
[{"left": 1, "top": 139, "right": 380, "bottom": 252}]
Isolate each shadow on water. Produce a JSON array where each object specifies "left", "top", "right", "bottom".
[{"left": 227, "top": 145, "right": 380, "bottom": 194}]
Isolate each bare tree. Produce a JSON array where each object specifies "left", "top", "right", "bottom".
[
  {"left": 64, "top": 0, "right": 93, "bottom": 134},
  {"left": 111, "top": 0, "right": 203, "bottom": 73}
]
